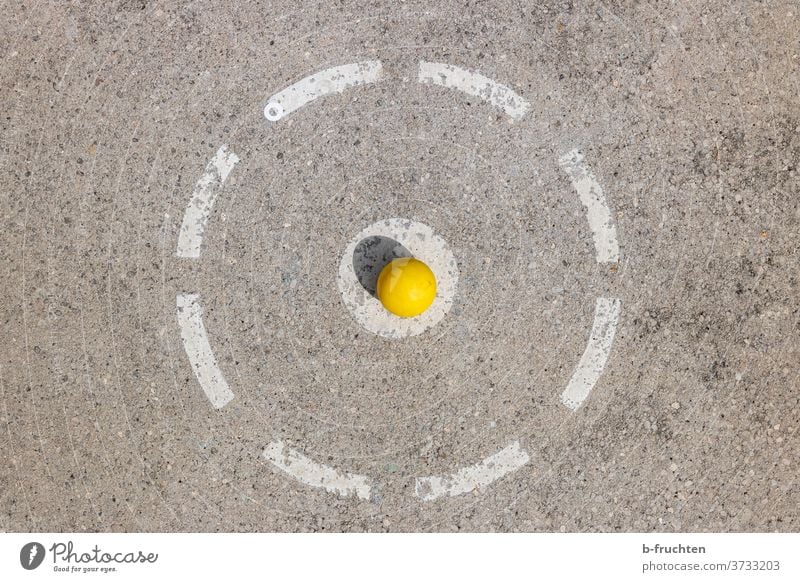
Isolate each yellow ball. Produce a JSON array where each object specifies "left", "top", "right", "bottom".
[{"left": 376, "top": 257, "right": 437, "bottom": 318}]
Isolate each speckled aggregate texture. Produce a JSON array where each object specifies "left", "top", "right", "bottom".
[{"left": 0, "top": 0, "right": 798, "bottom": 532}]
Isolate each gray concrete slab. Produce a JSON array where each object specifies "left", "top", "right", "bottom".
[{"left": 0, "top": 0, "right": 798, "bottom": 532}]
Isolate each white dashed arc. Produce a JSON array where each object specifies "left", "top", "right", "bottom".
[{"left": 174, "top": 60, "right": 622, "bottom": 502}]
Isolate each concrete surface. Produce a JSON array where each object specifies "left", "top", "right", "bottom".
[{"left": 0, "top": 0, "right": 798, "bottom": 532}]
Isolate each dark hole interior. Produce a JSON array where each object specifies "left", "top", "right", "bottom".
[{"left": 352, "top": 235, "right": 412, "bottom": 297}]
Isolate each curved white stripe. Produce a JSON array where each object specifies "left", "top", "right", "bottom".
[
  {"left": 415, "top": 441, "right": 530, "bottom": 501},
  {"left": 418, "top": 61, "right": 530, "bottom": 120},
  {"left": 264, "top": 61, "right": 383, "bottom": 121},
  {"left": 176, "top": 145, "right": 239, "bottom": 258},
  {"left": 561, "top": 297, "right": 621, "bottom": 410},
  {"left": 558, "top": 149, "right": 620, "bottom": 264},
  {"left": 263, "top": 441, "right": 372, "bottom": 500},
  {"left": 176, "top": 293, "right": 234, "bottom": 408}
]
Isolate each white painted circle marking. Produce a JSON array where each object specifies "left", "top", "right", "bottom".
[
  {"left": 264, "top": 101, "right": 284, "bottom": 121},
  {"left": 175, "top": 61, "right": 626, "bottom": 501},
  {"left": 337, "top": 218, "right": 459, "bottom": 339}
]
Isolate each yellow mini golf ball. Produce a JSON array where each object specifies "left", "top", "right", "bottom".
[{"left": 376, "top": 257, "right": 437, "bottom": 318}]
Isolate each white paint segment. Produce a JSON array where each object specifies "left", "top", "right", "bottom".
[
  {"left": 264, "top": 61, "right": 383, "bottom": 121},
  {"left": 558, "top": 149, "right": 620, "bottom": 263},
  {"left": 263, "top": 441, "right": 372, "bottom": 500},
  {"left": 415, "top": 441, "right": 530, "bottom": 501},
  {"left": 176, "top": 293, "right": 234, "bottom": 408},
  {"left": 176, "top": 145, "right": 239, "bottom": 258},
  {"left": 561, "top": 297, "right": 622, "bottom": 410},
  {"left": 418, "top": 61, "right": 530, "bottom": 120}
]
